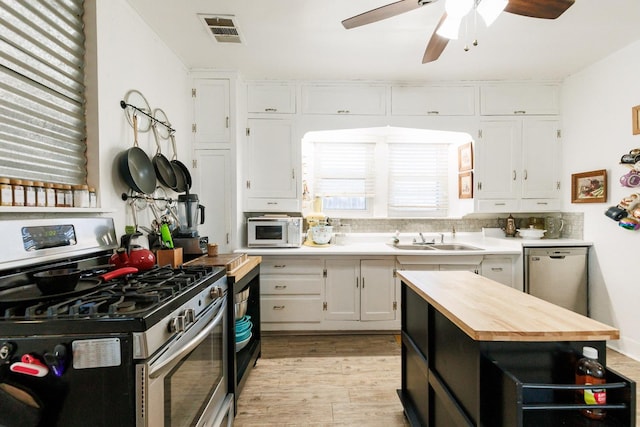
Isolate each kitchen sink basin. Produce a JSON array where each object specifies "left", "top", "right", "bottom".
[
  {"left": 388, "top": 244, "right": 437, "bottom": 250},
  {"left": 429, "top": 244, "right": 482, "bottom": 251},
  {"left": 388, "top": 243, "right": 482, "bottom": 251}
]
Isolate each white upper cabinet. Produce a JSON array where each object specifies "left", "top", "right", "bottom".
[
  {"left": 391, "top": 85, "right": 476, "bottom": 116},
  {"left": 480, "top": 83, "right": 560, "bottom": 115},
  {"left": 301, "top": 83, "right": 386, "bottom": 115},
  {"left": 247, "top": 82, "right": 296, "bottom": 114},
  {"left": 245, "top": 118, "right": 299, "bottom": 209},
  {"left": 192, "top": 79, "right": 230, "bottom": 144},
  {"left": 474, "top": 117, "right": 561, "bottom": 213}
]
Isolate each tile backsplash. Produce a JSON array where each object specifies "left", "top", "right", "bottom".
[{"left": 328, "top": 213, "right": 583, "bottom": 239}]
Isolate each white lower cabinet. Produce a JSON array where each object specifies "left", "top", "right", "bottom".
[
  {"left": 480, "top": 256, "right": 515, "bottom": 288},
  {"left": 260, "top": 256, "right": 398, "bottom": 331},
  {"left": 324, "top": 258, "right": 396, "bottom": 322},
  {"left": 260, "top": 257, "right": 323, "bottom": 330}
]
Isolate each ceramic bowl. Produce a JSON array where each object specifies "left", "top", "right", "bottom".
[
  {"left": 311, "top": 226, "right": 333, "bottom": 244},
  {"left": 517, "top": 228, "right": 546, "bottom": 239}
]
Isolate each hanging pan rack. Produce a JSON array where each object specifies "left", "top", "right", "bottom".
[{"left": 120, "top": 100, "right": 176, "bottom": 134}]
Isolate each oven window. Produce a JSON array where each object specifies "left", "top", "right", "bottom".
[
  {"left": 164, "top": 321, "right": 223, "bottom": 427},
  {"left": 255, "top": 225, "right": 283, "bottom": 240}
]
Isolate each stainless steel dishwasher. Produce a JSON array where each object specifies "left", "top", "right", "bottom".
[{"left": 524, "top": 247, "right": 588, "bottom": 315}]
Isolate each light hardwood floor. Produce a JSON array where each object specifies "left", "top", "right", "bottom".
[{"left": 234, "top": 334, "right": 639, "bottom": 426}]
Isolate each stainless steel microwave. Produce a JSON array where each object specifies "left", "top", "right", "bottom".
[{"left": 247, "top": 216, "right": 303, "bottom": 248}]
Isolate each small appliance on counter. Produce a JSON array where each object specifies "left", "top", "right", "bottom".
[
  {"left": 247, "top": 215, "right": 302, "bottom": 248},
  {"left": 173, "top": 193, "right": 208, "bottom": 259}
]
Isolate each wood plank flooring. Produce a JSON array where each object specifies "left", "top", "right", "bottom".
[{"left": 234, "top": 334, "right": 640, "bottom": 426}]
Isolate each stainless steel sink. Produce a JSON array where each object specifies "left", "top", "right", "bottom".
[
  {"left": 429, "top": 244, "right": 482, "bottom": 251},
  {"left": 388, "top": 243, "right": 482, "bottom": 251},
  {"left": 388, "top": 244, "right": 437, "bottom": 250}
]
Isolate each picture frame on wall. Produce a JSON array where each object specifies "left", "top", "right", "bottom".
[
  {"left": 458, "top": 142, "right": 473, "bottom": 172},
  {"left": 571, "top": 169, "right": 607, "bottom": 203},
  {"left": 458, "top": 171, "right": 473, "bottom": 199},
  {"left": 633, "top": 105, "right": 640, "bottom": 135}
]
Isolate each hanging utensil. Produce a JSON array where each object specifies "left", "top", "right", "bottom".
[
  {"left": 118, "top": 114, "right": 157, "bottom": 194},
  {"left": 151, "top": 124, "right": 178, "bottom": 190},
  {"left": 169, "top": 133, "right": 191, "bottom": 192}
]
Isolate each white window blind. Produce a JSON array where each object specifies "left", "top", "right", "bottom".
[
  {"left": 388, "top": 143, "right": 449, "bottom": 217},
  {"left": 313, "top": 142, "right": 375, "bottom": 211},
  {"left": 0, "top": 0, "right": 87, "bottom": 184}
]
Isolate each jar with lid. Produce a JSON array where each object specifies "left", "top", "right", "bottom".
[
  {"left": 62, "top": 185, "right": 73, "bottom": 207},
  {"left": 0, "top": 178, "right": 12, "bottom": 206},
  {"left": 54, "top": 184, "right": 65, "bottom": 207},
  {"left": 88, "top": 187, "right": 97, "bottom": 208},
  {"left": 44, "top": 183, "right": 56, "bottom": 207},
  {"left": 10, "top": 179, "right": 25, "bottom": 206},
  {"left": 72, "top": 184, "right": 90, "bottom": 208},
  {"left": 23, "top": 180, "right": 36, "bottom": 207},
  {"left": 34, "top": 181, "right": 46, "bottom": 207}
]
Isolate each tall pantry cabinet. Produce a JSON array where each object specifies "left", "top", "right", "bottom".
[{"left": 191, "top": 77, "right": 235, "bottom": 252}]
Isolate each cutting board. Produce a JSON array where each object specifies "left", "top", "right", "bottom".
[{"left": 202, "top": 253, "right": 248, "bottom": 272}]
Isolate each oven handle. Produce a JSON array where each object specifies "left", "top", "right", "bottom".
[{"left": 149, "top": 301, "right": 225, "bottom": 379}]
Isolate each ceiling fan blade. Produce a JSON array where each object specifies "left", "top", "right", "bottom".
[
  {"left": 505, "top": 0, "right": 575, "bottom": 19},
  {"left": 422, "top": 13, "right": 449, "bottom": 63},
  {"left": 342, "top": 0, "right": 437, "bottom": 29}
]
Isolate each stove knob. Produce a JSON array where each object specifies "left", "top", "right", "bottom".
[
  {"left": 184, "top": 308, "right": 195, "bottom": 325},
  {"left": 209, "top": 286, "right": 223, "bottom": 299},
  {"left": 168, "top": 315, "right": 186, "bottom": 333}
]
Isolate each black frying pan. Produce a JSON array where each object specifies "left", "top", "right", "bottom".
[
  {"left": 118, "top": 115, "right": 157, "bottom": 194},
  {"left": 152, "top": 125, "right": 178, "bottom": 190},
  {"left": 170, "top": 133, "right": 192, "bottom": 191}
]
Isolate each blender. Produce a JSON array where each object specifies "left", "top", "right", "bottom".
[{"left": 173, "top": 193, "right": 207, "bottom": 258}]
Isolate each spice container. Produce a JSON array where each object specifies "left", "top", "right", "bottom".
[
  {"left": 89, "top": 187, "right": 97, "bottom": 208},
  {"left": 24, "top": 180, "right": 36, "bottom": 207},
  {"left": 73, "top": 184, "right": 90, "bottom": 208},
  {"left": 54, "top": 184, "right": 65, "bottom": 207},
  {"left": 10, "top": 179, "right": 25, "bottom": 206},
  {"left": 45, "top": 183, "right": 56, "bottom": 207},
  {"left": 62, "top": 185, "right": 73, "bottom": 207},
  {"left": 0, "top": 178, "right": 12, "bottom": 206},
  {"left": 34, "top": 181, "right": 46, "bottom": 207}
]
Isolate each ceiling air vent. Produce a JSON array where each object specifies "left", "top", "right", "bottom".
[{"left": 199, "top": 14, "right": 242, "bottom": 44}]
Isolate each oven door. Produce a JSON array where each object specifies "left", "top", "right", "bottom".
[{"left": 137, "top": 295, "right": 228, "bottom": 427}]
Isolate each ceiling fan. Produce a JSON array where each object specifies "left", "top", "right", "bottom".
[{"left": 342, "top": 0, "right": 575, "bottom": 63}]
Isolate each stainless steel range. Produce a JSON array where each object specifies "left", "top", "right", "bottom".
[{"left": 0, "top": 218, "right": 233, "bottom": 427}]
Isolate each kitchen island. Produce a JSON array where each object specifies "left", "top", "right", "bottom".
[{"left": 397, "top": 270, "right": 635, "bottom": 426}]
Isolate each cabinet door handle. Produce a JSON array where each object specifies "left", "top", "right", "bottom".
[
  {"left": 514, "top": 110, "right": 526, "bottom": 114},
  {"left": 337, "top": 109, "right": 350, "bottom": 114},
  {"left": 512, "top": 170, "right": 517, "bottom": 181},
  {"left": 524, "top": 169, "right": 528, "bottom": 180},
  {"left": 264, "top": 108, "right": 277, "bottom": 112},
  {"left": 356, "top": 277, "right": 359, "bottom": 288},
  {"left": 273, "top": 265, "right": 286, "bottom": 269},
  {"left": 275, "top": 285, "right": 287, "bottom": 289},
  {"left": 362, "top": 278, "right": 365, "bottom": 289},
  {"left": 491, "top": 267, "right": 503, "bottom": 272},
  {"left": 272, "top": 305, "right": 285, "bottom": 310},
  {"left": 225, "top": 116, "right": 229, "bottom": 128},
  {"left": 427, "top": 111, "right": 440, "bottom": 115}
]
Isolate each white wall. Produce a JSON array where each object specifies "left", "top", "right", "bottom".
[
  {"left": 562, "top": 40, "right": 640, "bottom": 360},
  {"left": 87, "top": 0, "right": 191, "bottom": 236}
]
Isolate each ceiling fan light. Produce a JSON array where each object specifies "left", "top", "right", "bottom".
[
  {"left": 444, "top": 0, "right": 473, "bottom": 18},
  {"left": 477, "top": 0, "right": 507, "bottom": 26},
  {"left": 436, "top": 16, "right": 462, "bottom": 39}
]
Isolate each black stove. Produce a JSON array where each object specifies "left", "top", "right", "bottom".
[{"left": 0, "top": 217, "right": 231, "bottom": 427}]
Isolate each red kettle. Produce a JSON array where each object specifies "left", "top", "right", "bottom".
[{"left": 110, "top": 232, "right": 156, "bottom": 271}]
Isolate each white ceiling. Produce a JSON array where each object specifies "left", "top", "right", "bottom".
[{"left": 126, "top": 0, "right": 640, "bottom": 82}]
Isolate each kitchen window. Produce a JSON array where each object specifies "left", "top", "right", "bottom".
[
  {"left": 305, "top": 127, "right": 459, "bottom": 218},
  {"left": 0, "top": 0, "right": 87, "bottom": 184}
]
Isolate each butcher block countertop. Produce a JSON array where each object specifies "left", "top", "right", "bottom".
[
  {"left": 186, "top": 254, "right": 261, "bottom": 281},
  {"left": 398, "top": 270, "right": 619, "bottom": 343}
]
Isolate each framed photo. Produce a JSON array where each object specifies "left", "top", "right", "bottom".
[
  {"left": 458, "top": 171, "right": 473, "bottom": 199},
  {"left": 571, "top": 169, "right": 607, "bottom": 203},
  {"left": 633, "top": 105, "right": 640, "bottom": 135},
  {"left": 458, "top": 142, "right": 473, "bottom": 172}
]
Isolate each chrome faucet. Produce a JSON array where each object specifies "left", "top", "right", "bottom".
[{"left": 418, "top": 232, "right": 426, "bottom": 243}]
